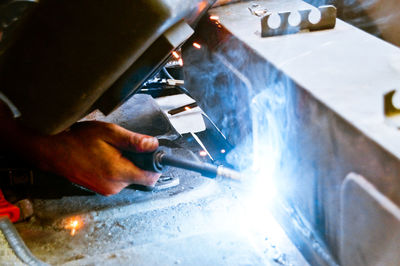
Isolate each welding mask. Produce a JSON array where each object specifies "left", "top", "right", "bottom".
[{"left": 0, "top": 0, "right": 215, "bottom": 134}]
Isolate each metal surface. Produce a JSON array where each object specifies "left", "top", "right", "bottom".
[
  {"left": 183, "top": 0, "right": 400, "bottom": 264},
  {"left": 0, "top": 0, "right": 215, "bottom": 134},
  {"left": 0, "top": 0, "right": 38, "bottom": 56},
  {"left": 94, "top": 20, "right": 194, "bottom": 115},
  {"left": 340, "top": 173, "right": 400, "bottom": 266},
  {"left": 261, "top": 5, "right": 337, "bottom": 37}
]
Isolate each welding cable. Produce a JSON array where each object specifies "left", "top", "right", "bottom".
[
  {"left": 162, "top": 67, "right": 174, "bottom": 80},
  {"left": 0, "top": 217, "right": 48, "bottom": 265}
]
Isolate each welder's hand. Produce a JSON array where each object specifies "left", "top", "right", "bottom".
[
  {"left": 0, "top": 102, "right": 160, "bottom": 196},
  {"left": 31, "top": 121, "right": 161, "bottom": 196}
]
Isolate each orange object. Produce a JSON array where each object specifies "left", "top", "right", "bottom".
[
  {"left": 193, "top": 42, "right": 201, "bottom": 49},
  {"left": 0, "top": 189, "right": 20, "bottom": 223},
  {"left": 64, "top": 216, "right": 83, "bottom": 236}
]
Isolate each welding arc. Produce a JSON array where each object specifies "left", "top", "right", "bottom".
[{"left": 123, "top": 147, "right": 241, "bottom": 180}]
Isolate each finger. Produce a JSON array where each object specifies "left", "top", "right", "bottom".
[
  {"left": 102, "top": 123, "right": 159, "bottom": 152},
  {"left": 117, "top": 156, "right": 161, "bottom": 186}
]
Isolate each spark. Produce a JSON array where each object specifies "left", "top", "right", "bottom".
[
  {"left": 64, "top": 216, "right": 83, "bottom": 236},
  {"left": 210, "top": 15, "right": 220, "bottom": 21},
  {"left": 193, "top": 42, "right": 201, "bottom": 49},
  {"left": 172, "top": 51, "right": 180, "bottom": 59},
  {"left": 199, "top": 150, "right": 207, "bottom": 157},
  {"left": 178, "top": 58, "right": 184, "bottom": 66},
  {"left": 184, "top": 106, "right": 191, "bottom": 111},
  {"left": 220, "top": 149, "right": 226, "bottom": 154}
]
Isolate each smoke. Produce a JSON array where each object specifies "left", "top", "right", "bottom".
[
  {"left": 182, "top": 1, "right": 399, "bottom": 262},
  {"left": 181, "top": 4, "right": 345, "bottom": 262},
  {"left": 184, "top": 28, "right": 297, "bottom": 212}
]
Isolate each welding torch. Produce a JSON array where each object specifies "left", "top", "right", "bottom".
[{"left": 123, "top": 147, "right": 241, "bottom": 181}]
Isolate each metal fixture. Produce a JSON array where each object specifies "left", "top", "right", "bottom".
[{"left": 261, "top": 5, "right": 337, "bottom": 37}]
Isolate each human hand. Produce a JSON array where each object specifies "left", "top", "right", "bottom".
[{"left": 27, "top": 121, "right": 161, "bottom": 195}]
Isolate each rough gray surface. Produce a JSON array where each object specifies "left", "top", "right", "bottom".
[
  {"left": 0, "top": 231, "right": 26, "bottom": 266},
  {"left": 16, "top": 180, "right": 307, "bottom": 265},
  {"left": 12, "top": 91, "right": 307, "bottom": 265}
]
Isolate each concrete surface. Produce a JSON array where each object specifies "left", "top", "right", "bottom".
[{"left": 12, "top": 93, "right": 307, "bottom": 265}]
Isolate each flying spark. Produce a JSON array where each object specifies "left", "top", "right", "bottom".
[
  {"left": 64, "top": 216, "right": 83, "bottom": 236},
  {"left": 210, "top": 15, "right": 220, "bottom": 21},
  {"left": 172, "top": 51, "right": 180, "bottom": 59},
  {"left": 193, "top": 42, "right": 201, "bottom": 49}
]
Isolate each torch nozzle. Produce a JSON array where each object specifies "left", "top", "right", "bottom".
[{"left": 216, "top": 166, "right": 242, "bottom": 180}]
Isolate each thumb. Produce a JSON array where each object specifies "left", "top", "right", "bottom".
[{"left": 103, "top": 123, "right": 158, "bottom": 152}]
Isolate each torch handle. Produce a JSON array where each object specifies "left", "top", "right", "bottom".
[{"left": 122, "top": 148, "right": 165, "bottom": 173}]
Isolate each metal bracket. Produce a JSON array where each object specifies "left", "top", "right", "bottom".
[
  {"left": 384, "top": 89, "right": 400, "bottom": 128},
  {"left": 261, "top": 5, "right": 337, "bottom": 37}
]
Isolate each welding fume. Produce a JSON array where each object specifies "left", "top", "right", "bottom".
[
  {"left": 2, "top": 0, "right": 397, "bottom": 265},
  {"left": 0, "top": 0, "right": 249, "bottom": 263}
]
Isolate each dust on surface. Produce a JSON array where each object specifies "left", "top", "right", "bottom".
[{"left": 0, "top": 230, "right": 26, "bottom": 266}]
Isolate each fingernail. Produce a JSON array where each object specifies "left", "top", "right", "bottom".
[{"left": 141, "top": 137, "right": 157, "bottom": 150}]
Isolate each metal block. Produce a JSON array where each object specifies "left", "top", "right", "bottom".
[
  {"left": 184, "top": 0, "right": 400, "bottom": 263},
  {"left": 261, "top": 5, "right": 337, "bottom": 37}
]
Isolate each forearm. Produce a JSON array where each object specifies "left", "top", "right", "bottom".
[{"left": 0, "top": 100, "right": 160, "bottom": 195}]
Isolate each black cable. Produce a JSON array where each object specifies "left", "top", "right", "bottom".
[{"left": 162, "top": 67, "right": 174, "bottom": 80}]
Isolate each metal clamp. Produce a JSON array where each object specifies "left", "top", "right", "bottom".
[{"left": 261, "top": 5, "right": 337, "bottom": 37}]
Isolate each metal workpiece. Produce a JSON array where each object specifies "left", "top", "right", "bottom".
[
  {"left": 184, "top": 0, "right": 400, "bottom": 264},
  {"left": 261, "top": 5, "right": 337, "bottom": 37},
  {"left": 0, "top": 0, "right": 38, "bottom": 56}
]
